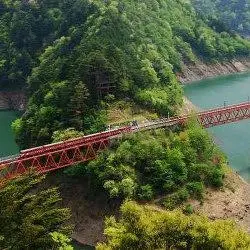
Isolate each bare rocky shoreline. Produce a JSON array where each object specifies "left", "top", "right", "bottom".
[
  {"left": 191, "top": 170, "right": 250, "bottom": 233},
  {"left": 181, "top": 104, "right": 250, "bottom": 233},
  {"left": 0, "top": 91, "right": 26, "bottom": 111},
  {"left": 177, "top": 59, "right": 250, "bottom": 84},
  {"left": 179, "top": 60, "right": 250, "bottom": 233}
]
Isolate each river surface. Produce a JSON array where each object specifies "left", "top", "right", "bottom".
[
  {"left": 184, "top": 72, "right": 250, "bottom": 182},
  {"left": 0, "top": 111, "right": 19, "bottom": 158}
]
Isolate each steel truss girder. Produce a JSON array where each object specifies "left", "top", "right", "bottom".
[
  {"left": 0, "top": 102, "right": 249, "bottom": 181},
  {"left": 0, "top": 139, "right": 110, "bottom": 180},
  {"left": 198, "top": 104, "right": 250, "bottom": 128}
]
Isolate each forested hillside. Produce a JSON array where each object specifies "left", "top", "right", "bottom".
[
  {"left": 192, "top": 0, "right": 250, "bottom": 36},
  {"left": 1, "top": 0, "right": 250, "bottom": 248},
  {"left": 4, "top": 0, "right": 250, "bottom": 148}
]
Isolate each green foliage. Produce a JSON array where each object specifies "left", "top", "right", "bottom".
[
  {"left": 186, "top": 181, "right": 204, "bottom": 199},
  {"left": 136, "top": 85, "right": 183, "bottom": 116},
  {"left": 82, "top": 124, "right": 225, "bottom": 207},
  {"left": 138, "top": 185, "right": 154, "bottom": 201},
  {"left": 6, "top": 0, "right": 250, "bottom": 148},
  {"left": 0, "top": 175, "right": 72, "bottom": 249},
  {"left": 162, "top": 187, "right": 190, "bottom": 210},
  {"left": 52, "top": 128, "right": 84, "bottom": 142},
  {"left": 97, "top": 201, "right": 250, "bottom": 250},
  {"left": 0, "top": 1, "right": 56, "bottom": 89},
  {"left": 183, "top": 204, "right": 194, "bottom": 214},
  {"left": 50, "top": 232, "right": 73, "bottom": 250},
  {"left": 188, "top": 163, "right": 224, "bottom": 187},
  {"left": 192, "top": 0, "right": 250, "bottom": 36}
]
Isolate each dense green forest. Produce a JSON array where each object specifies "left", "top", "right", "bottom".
[
  {"left": 192, "top": 0, "right": 250, "bottom": 36},
  {"left": 81, "top": 123, "right": 225, "bottom": 206},
  {"left": 1, "top": 0, "right": 250, "bottom": 249},
  {"left": 2, "top": 0, "right": 250, "bottom": 148}
]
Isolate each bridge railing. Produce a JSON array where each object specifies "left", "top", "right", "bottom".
[
  {"left": 1, "top": 101, "right": 250, "bottom": 169},
  {"left": 0, "top": 154, "right": 19, "bottom": 162}
]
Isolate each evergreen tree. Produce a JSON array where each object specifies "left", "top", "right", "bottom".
[
  {"left": 68, "top": 81, "right": 90, "bottom": 129},
  {"left": 0, "top": 175, "right": 72, "bottom": 249}
]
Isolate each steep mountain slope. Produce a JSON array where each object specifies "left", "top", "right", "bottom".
[
  {"left": 2, "top": 2, "right": 250, "bottom": 247},
  {"left": 8, "top": 0, "right": 250, "bottom": 149},
  {"left": 192, "top": 0, "right": 250, "bottom": 36}
]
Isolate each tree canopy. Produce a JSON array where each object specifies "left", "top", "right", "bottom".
[
  {"left": 192, "top": 0, "right": 250, "bottom": 36},
  {"left": 97, "top": 201, "right": 250, "bottom": 250},
  {"left": 1, "top": 1, "right": 250, "bottom": 248},
  {"left": 65, "top": 122, "right": 226, "bottom": 209},
  {"left": 6, "top": 0, "right": 250, "bottom": 148},
  {"left": 0, "top": 175, "right": 72, "bottom": 249}
]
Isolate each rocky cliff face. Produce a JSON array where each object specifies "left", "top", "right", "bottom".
[
  {"left": 0, "top": 92, "right": 26, "bottom": 111},
  {"left": 177, "top": 59, "right": 250, "bottom": 84}
]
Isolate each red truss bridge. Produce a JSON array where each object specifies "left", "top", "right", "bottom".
[{"left": 0, "top": 101, "right": 250, "bottom": 181}]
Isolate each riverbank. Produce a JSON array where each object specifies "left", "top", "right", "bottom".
[
  {"left": 51, "top": 166, "right": 250, "bottom": 247},
  {"left": 191, "top": 169, "right": 250, "bottom": 233},
  {"left": 177, "top": 59, "right": 250, "bottom": 84},
  {"left": 181, "top": 97, "right": 250, "bottom": 234},
  {"left": 180, "top": 96, "right": 200, "bottom": 114},
  {"left": 182, "top": 71, "right": 250, "bottom": 234}
]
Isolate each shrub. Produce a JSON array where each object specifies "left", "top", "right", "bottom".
[
  {"left": 209, "top": 167, "right": 224, "bottom": 187},
  {"left": 76, "top": 124, "right": 225, "bottom": 209},
  {"left": 183, "top": 204, "right": 194, "bottom": 215},
  {"left": 97, "top": 201, "right": 250, "bottom": 250},
  {"left": 186, "top": 181, "right": 204, "bottom": 199},
  {"left": 162, "top": 188, "right": 190, "bottom": 210},
  {"left": 138, "top": 185, "right": 154, "bottom": 201}
]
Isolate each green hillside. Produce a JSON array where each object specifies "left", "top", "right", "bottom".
[
  {"left": 1, "top": 1, "right": 250, "bottom": 249},
  {"left": 192, "top": 0, "right": 250, "bottom": 36},
  {"left": 4, "top": 0, "right": 250, "bottom": 148}
]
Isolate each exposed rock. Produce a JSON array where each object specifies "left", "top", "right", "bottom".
[
  {"left": 190, "top": 170, "right": 250, "bottom": 233},
  {"left": 177, "top": 59, "right": 250, "bottom": 84},
  {"left": 180, "top": 96, "right": 200, "bottom": 115},
  {"left": 40, "top": 174, "right": 121, "bottom": 247},
  {"left": 0, "top": 91, "right": 26, "bottom": 111}
]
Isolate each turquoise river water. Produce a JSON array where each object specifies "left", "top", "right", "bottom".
[
  {"left": 0, "top": 111, "right": 19, "bottom": 158},
  {"left": 184, "top": 72, "right": 250, "bottom": 182}
]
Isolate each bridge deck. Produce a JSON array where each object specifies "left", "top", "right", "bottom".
[{"left": 0, "top": 101, "right": 249, "bottom": 180}]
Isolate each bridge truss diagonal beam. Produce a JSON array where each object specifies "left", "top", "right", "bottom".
[{"left": 0, "top": 102, "right": 249, "bottom": 181}]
